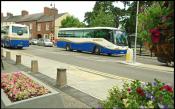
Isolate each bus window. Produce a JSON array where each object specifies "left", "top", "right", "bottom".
[
  {"left": 58, "top": 30, "right": 66, "bottom": 37},
  {"left": 94, "top": 29, "right": 112, "bottom": 41},
  {"left": 12, "top": 26, "right": 28, "bottom": 34},
  {"left": 83, "top": 30, "right": 94, "bottom": 38},
  {"left": 74, "top": 30, "right": 84, "bottom": 38},
  {"left": 114, "top": 31, "right": 128, "bottom": 46},
  {"left": 65, "top": 30, "right": 74, "bottom": 37}
]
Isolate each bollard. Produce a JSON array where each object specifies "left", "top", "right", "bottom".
[
  {"left": 6, "top": 51, "right": 11, "bottom": 60},
  {"left": 126, "top": 48, "right": 133, "bottom": 63},
  {"left": 31, "top": 60, "right": 38, "bottom": 73},
  {"left": 56, "top": 68, "right": 67, "bottom": 88},
  {"left": 16, "top": 55, "right": 21, "bottom": 65}
]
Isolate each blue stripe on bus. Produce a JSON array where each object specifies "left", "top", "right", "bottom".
[
  {"left": 100, "top": 47, "right": 127, "bottom": 54},
  {"left": 4, "top": 40, "right": 29, "bottom": 48},
  {"left": 56, "top": 41, "right": 127, "bottom": 55}
]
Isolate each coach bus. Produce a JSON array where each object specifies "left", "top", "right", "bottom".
[
  {"left": 1, "top": 24, "right": 30, "bottom": 49},
  {"left": 56, "top": 27, "right": 128, "bottom": 55}
]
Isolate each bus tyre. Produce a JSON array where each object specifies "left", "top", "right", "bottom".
[
  {"left": 107, "top": 53, "right": 111, "bottom": 56},
  {"left": 94, "top": 47, "right": 100, "bottom": 55},
  {"left": 66, "top": 45, "right": 71, "bottom": 51}
]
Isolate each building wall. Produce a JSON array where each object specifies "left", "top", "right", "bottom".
[
  {"left": 54, "top": 13, "right": 70, "bottom": 38},
  {"left": 36, "top": 21, "right": 53, "bottom": 39},
  {"left": 1, "top": 22, "right": 15, "bottom": 26}
]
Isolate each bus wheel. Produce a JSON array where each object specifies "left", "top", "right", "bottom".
[
  {"left": 107, "top": 53, "right": 111, "bottom": 56},
  {"left": 66, "top": 44, "right": 71, "bottom": 51},
  {"left": 94, "top": 47, "right": 100, "bottom": 55},
  {"left": 17, "top": 47, "right": 23, "bottom": 49}
]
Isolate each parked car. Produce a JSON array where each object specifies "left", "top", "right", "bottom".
[
  {"left": 37, "top": 38, "right": 53, "bottom": 47},
  {"left": 30, "top": 39, "right": 38, "bottom": 45}
]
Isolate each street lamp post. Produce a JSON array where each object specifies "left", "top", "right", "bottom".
[
  {"left": 50, "top": 3, "right": 55, "bottom": 40},
  {"left": 133, "top": 1, "right": 139, "bottom": 63}
]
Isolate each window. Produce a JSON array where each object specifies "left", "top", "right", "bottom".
[
  {"left": 74, "top": 30, "right": 84, "bottom": 38},
  {"left": 37, "top": 24, "right": 41, "bottom": 31},
  {"left": 114, "top": 31, "right": 128, "bottom": 46},
  {"left": 30, "top": 23, "right": 32, "bottom": 30},
  {"left": 12, "top": 26, "right": 28, "bottom": 34},
  {"left": 58, "top": 31, "right": 66, "bottom": 37},
  {"left": 46, "top": 23, "right": 49, "bottom": 31},
  {"left": 1, "top": 26, "right": 9, "bottom": 35},
  {"left": 44, "top": 34, "right": 49, "bottom": 39},
  {"left": 64, "top": 30, "right": 75, "bottom": 37},
  {"left": 83, "top": 30, "right": 94, "bottom": 38}
]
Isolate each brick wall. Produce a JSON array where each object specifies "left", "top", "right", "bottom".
[
  {"left": 36, "top": 21, "right": 53, "bottom": 38},
  {"left": 22, "top": 10, "right": 29, "bottom": 16}
]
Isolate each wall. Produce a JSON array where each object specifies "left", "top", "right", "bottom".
[{"left": 54, "top": 13, "right": 70, "bottom": 38}]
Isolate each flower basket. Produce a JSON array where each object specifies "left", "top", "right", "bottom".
[
  {"left": 101, "top": 79, "right": 174, "bottom": 108},
  {"left": 1, "top": 71, "right": 64, "bottom": 108}
]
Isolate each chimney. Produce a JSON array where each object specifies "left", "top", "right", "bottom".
[
  {"left": 50, "top": 8, "right": 58, "bottom": 16},
  {"left": 44, "top": 7, "right": 50, "bottom": 16},
  {"left": 22, "top": 10, "right": 28, "bottom": 16},
  {"left": 7, "top": 12, "right": 13, "bottom": 17}
]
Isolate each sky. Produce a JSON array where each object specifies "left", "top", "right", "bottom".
[{"left": 1, "top": 1, "right": 125, "bottom": 22}]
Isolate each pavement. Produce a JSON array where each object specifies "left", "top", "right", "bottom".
[{"left": 1, "top": 48, "right": 174, "bottom": 108}]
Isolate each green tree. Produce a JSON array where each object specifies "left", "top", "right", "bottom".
[
  {"left": 84, "top": 1, "right": 115, "bottom": 27},
  {"left": 138, "top": 1, "right": 174, "bottom": 63},
  {"left": 61, "top": 16, "right": 85, "bottom": 28}
]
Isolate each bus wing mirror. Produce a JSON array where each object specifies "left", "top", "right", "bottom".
[{"left": 17, "top": 30, "right": 23, "bottom": 35}]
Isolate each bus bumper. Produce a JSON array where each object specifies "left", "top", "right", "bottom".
[{"left": 9, "top": 40, "right": 29, "bottom": 48}]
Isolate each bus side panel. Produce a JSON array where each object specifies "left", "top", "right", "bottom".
[
  {"left": 56, "top": 41, "right": 68, "bottom": 48},
  {"left": 70, "top": 42, "right": 95, "bottom": 52},
  {"left": 100, "top": 47, "right": 127, "bottom": 55},
  {"left": 10, "top": 40, "right": 29, "bottom": 48}
]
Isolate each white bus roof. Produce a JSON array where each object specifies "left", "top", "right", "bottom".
[{"left": 59, "top": 27, "right": 123, "bottom": 31}]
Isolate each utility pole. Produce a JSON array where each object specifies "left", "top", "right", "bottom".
[{"left": 133, "top": 1, "right": 139, "bottom": 63}]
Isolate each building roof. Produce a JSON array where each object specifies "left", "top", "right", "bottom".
[
  {"left": 1, "top": 16, "right": 11, "bottom": 22},
  {"left": 1, "top": 12, "right": 68, "bottom": 23},
  {"left": 37, "top": 13, "right": 67, "bottom": 22},
  {"left": 5, "top": 15, "right": 22, "bottom": 22},
  {"left": 17, "top": 13, "right": 44, "bottom": 22}
]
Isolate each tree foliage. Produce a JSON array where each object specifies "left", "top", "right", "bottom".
[
  {"left": 138, "top": 1, "right": 174, "bottom": 63},
  {"left": 84, "top": 1, "right": 116, "bottom": 27},
  {"left": 61, "top": 16, "right": 85, "bottom": 28}
]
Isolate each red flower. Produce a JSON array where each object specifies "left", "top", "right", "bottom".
[
  {"left": 127, "top": 88, "right": 131, "bottom": 93},
  {"left": 149, "top": 28, "right": 161, "bottom": 43},
  {"left": 163, "top": 85, "right": 173, "bottom": 93},
  {"left": 160, "top": 85, "right": 173, "bottom": 93},
  {"left": 128, "top": 88, "right": 131, "bottom": 92},
  {"left": 136, "top": 87, "right": 145, "bottom": 96}
]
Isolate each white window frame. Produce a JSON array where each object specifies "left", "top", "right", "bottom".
[
  {"left": 37, "top": 24, "right": 41, "bottom": 31},
  {"left": 46, "top": 23, "right": 49, "bottom": 31}
]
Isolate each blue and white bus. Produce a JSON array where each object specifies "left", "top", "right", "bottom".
[
  {"left": 56, "top": 27, "right": 128, "bottom": 55},
  {"left": 1, "top": 24, "right": 30, "bottom": 49}
]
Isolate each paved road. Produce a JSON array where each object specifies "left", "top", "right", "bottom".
[{"left": 7, "top": 45, "right": 174, "bottom": 85}]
